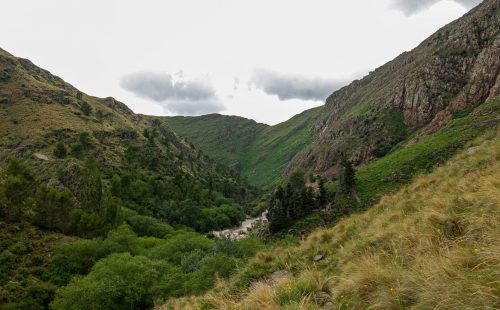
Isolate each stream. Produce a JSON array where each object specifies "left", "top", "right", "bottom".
[{"left": 213, "top": 210, "right": 268, "bottom": 240}]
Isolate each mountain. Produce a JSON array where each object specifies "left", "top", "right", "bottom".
[
  {"left": 164, "top": 107, "right": 322, "bottom": 188},
  {"left": 163, "top": 0, "right": 499, "bottom": 188},
  {"left": 1, "top": 1, "right": 499, "bottom": 309},
  {"left": 0, "top": 47, "right": 254, "bottom": 210}
]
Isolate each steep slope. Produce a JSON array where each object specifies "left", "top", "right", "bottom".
[
  {"left": 287, "top": 0, "right": 500, "bottom": 178},
  {"left": 0, "top": 46, "right": 262, "bottom": 240},
  {"left": 164, "top": 107, "right": 322, "bottom": 188},
  {"left": 162, "top": 123, "right": 500, "bottom": 309}
]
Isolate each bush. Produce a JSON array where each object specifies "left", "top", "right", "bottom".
[
  {"left": 51, "top": 253, "right": 178, "bottom": 310},
  {"left": 125, "top": 213, "right": 174, "bottom": 238}
]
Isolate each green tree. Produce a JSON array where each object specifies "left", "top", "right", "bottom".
[
  {"left": 53, "top": 142, "right": 67, "bottom": 158},
  {"left": 79, "top": 159, "right": 102, "bottom": 213},
  {"left": 79, "top": 132, "right": 92, "bottom": 149},
  {"left": 80, "top": 101, "right": 92, "bottom": 116},
  {"left": 0, "top": 160, "right": 34, "bottom": 222},
  {"left": 268, "top": 185, "right": 291, "bottom": 233},
  {"left": 340, "top": 156, "right": 356, "bottom": 193},
  {"left": 34, "top": 185, "right": 74, "bottom": 232},
  {"left": 318, "top": 177, "right": 327, "bottom": 206}
]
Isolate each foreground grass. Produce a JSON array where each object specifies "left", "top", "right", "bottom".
[{"left": 161, "top": 126, "right": 499, "bottom": 309}]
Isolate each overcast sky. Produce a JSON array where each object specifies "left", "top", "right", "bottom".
[{"left": 0, "top": 0, "right": 481, "bottom": 124}]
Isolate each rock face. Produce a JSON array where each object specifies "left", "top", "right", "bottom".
[{"left": 285, "top": 0, "right": 500, "bottom": 179}]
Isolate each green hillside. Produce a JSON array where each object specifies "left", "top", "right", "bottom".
[{"left": 164, "top": 107, "right": 322, "bottom": 188}]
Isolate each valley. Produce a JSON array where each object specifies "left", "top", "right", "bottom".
[{"left": 0, "top": 0, "right": 499, "bottom": 309}]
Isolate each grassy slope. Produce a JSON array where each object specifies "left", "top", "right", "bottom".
[
  {"left": 163, "top": 114, "right": 268, "bottom": 169},
  {"left": 164, "top": 107, "right": 322, "bottom": 189},
  {"left": 162, "top": 119, "right": 500, "bottom": 310}
]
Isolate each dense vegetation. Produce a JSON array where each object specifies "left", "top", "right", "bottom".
[{"left": 0, "top": 154, "right": 261, "bottom": 309}]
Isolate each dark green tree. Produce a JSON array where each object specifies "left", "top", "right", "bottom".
[
  {"left": 340, "top": 156, "right": 356, "bottom": 193},
  {"left": 53, "top": 142, "right": 67, "bottom": 158},
  {"left": 268, "top": 185, "right": 290, "bottom": 233},
  {"left": 80, "top": 101, "right": 92, "bottom": 116},
  {"left": 34, "top": 185, "right": 74, "bottom": 232},
  {"left": 79, "top": 132, "right": 92, "bottom": 149},
  {"left": 79, "top": 159, "right": 102, "bottom": 213},
  {"left": 0, "top": 160, "right": 34, "bottom": 222},
  {"left": 318, "top": 177, "right": 327, "bottom": 206}
]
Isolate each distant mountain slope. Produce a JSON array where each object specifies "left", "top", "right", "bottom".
[
  {"left": 164, "top": 114, "right": 268, "bottom": 171},
  {"left": 163, "top": 0, "right": 499, "bottom": 188},
  {"left": 163, "top": 107, "right": 322, "bottom": 188}
]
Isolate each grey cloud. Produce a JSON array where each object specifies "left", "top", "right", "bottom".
[
  {"left": 250, "top": 69, "right": 345, "bottom": 102},
  {"left": 120, "top": 71, "right": 225, "bottom": 115},
  {"left": 391, "top": 0, "right": 482, "bottom": 15}
]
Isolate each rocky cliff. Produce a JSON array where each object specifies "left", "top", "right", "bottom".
[{"left": 285, "top": 0, "right": 499, "bottom": 179}]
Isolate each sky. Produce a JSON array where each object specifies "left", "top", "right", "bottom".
[{"left": 0, "top": 0, "right": 482, "bottom": 125}]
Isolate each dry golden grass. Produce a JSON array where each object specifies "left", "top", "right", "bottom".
[{"left": 159, "top": 127, "right": 500, "bottom": 309}]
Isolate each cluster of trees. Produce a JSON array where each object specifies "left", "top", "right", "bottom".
[
  {"left": 268, "top": 157, "right": 356, "bottom": 233},
  {"left": 108, "top": 170, "right": 246, "bottom": 232},
  {"left": 267, "top": 171, "right": 316, "bottom": 233},
  {"left": 0, "top": 159, "right": 121, "bottom": 237},
  {"left": 0, "top": 157, "right": 246, "bottom": 238},
  {"left": 52, "top": 132, "right": 93, "bottom": 159},
  {"left": 47, "top": 124, "right": 255, "bottom": 235}
]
